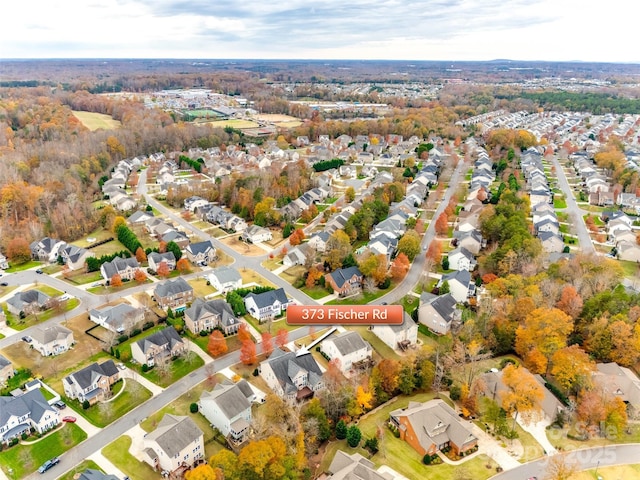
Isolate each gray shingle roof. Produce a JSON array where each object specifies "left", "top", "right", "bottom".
[
  {"left": 200, "top": 381, "right": 251, "bottom": 421},
  {"left": 186, "top": 240, "right": 215, "bottom": 255},
  {"left": 135, "top": 327, "right": 183, "bottom": 354},
  {"left": 185, "top": 298, "right": 239, "bottom": 329},
  {"left": 30, "top": 324, "right": 72, "bottom": 345},
  {"left": 261, "top": 348, "right": 323, "bottom": 395},
  {"left": 154, "top": 277, "right": 192, "bottom": 298},
  {"left": 146, "top": 414, "right": 203, "bottom": 458},
  {"left": 65, "top": 360, "right": 118, "bottom": 390},
  {"left": 78, "top": 469, "right": 119, "bottom": 480},
  {"left": 209, "top": 266, "right": 242, "bottom": 284},
  {"left": 244, "top": 288, "right": 288, "bottom": 309},
  {"left": 0, "top": 389, "right": 54, "bottom": 435},
  {"left": 328, "top": 266, "right": 363, "bottom": 289},
  {"left": 324, "top": 331, "right": 370, "bottom": 356}
]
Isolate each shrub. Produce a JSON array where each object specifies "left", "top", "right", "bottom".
[
  {"left": 142, "top": 364, "right": 149, "bottom": 372},
  {"left": 117, "top": 334, "right": 129, "bottom": 344},
  {"left": 252, "top": 368, "right": 259, "bottom": 377},
  {"left": 130, "top": 328, "right": 142, "bottom": 337},
  {"left": 364, "top": 437, "right": 379, "bottom": 453},
  {"left": 190, "top": 403, "right": 198, "bottom": 413},
  {"left": 499, "top": 358, "right": 518, "bottom": 369},
  {"left": 336, "top": 420, "right": 347, "bottom": 440},
  {"left": 346, "top": 425, "right": 362, "bottom": 448},
  {"left": 423, "top": 454, "right": 433, "bottom": 465},
  {"left": 199, "top": 330, "right": 208, "bottom": 337},
  {"left": 449, "top": 384, "right": 462, "bottom": 401},
  {"left": 21, "top": 432, "right": 28, "bottom": 440},
  {"left": 82, "top": 400, "right": 90, "bottom": 410},
  {"left": 143, "top": 321, "right": 154, "bottom": 330}
]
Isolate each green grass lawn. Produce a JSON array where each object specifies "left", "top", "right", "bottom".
[
  {"left": 69, "top": 379, "right": 152, "bottom": 427},
  {"left": 0, "top": 423, "right": 87, "bottom": 479},
  {"left": 326, "top": 289, "right": 388, "bottom": 305},
  {"left": 553, "top": 197, "right": 568, "bottom": 209},
  {"left": 547, "top": 422, "right": 640, "bottom": 451},
  {"left": 321, "top": 391, "right": 497, "bottom": 479},
  {"left": 3, "top": 297, "right": 79, "bottom": 331},
  {"left": 350, "top": 326, "right": 401, "bottom": 361},
  {"left": 102, "top": 436, "right": 161, "bottom": 480},
  {"left": 56, "top": 460, "right": 104, "bottom": 480},
  {"left": 141, "top": 354, "right": 204, "bottom": 387},
  {"left": 5, "top": 260, "right": 42, "bottom": 273},
  {"left": 302, "top": 285, "right": 332, "bottom": 299},
  {"left": 63, "top": 270, "right": 104, "bottom": 286}
]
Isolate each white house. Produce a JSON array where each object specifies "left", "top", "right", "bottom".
[
  {"left": 241, "top": 225, "right": 273, "bottom": 243},
  {"left": 198, "top": 380, "right": 252, "bottom": 444},
  {"left": 244, "top": 288, "right": 291, "bottom": 323},
  {"left": 259, "top": 348, "right": 324, "bottom": 402},
  {"left": 320, "top": 331, "right": 372, "bottom": 374},
  {"left": 437, "top": 270, "right": 473, "bottom": 303},
  {"left": 0, "top": 389, "right": 60, "bottom": 444},
  {"left": 447, "top": 247, "right": 476, "bottom": 271},
  {"left": 207, "top": 266, "right": 243, "bottom": 292},
  {"left": 371, "top": 313, "right": 418, "bottom": 351},
  {"left": 143, "top": 414, "right": 204, "bottom": 473},
  {"left": 30, "top": 325, "right": 74, "bottom": 357}
]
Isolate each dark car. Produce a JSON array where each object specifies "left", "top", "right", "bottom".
[
  {"left": 38, "top": 457, "right": 59, "bottom": 473},
  {"left": 0, "top": 282, "right": 8, "bottom": 287},
  {"left": 35, "top": 268, "right": 43, "bottom": 274},
  {"left": 53, "top": 400, "right": 66, "bottom": 409},
  {"left": 21, "top": 336, "right": 32, "bottom": 343}
]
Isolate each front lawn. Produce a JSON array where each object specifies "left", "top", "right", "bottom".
[
  {"left": 56, "top": 460, "right": 104, "bottom": 480},
  {"left": 140, "top": 354, "right": 204, "bottom": 388},
  {"left": 5, "top": 260, "right": 42, "bottom": 273},
  {"left": 302, "top": 285, "right": 332, "bottom": 299},
  {"left": 0, "top": 423, "right": 87, "bottom": 479},
  {"left": 547, "top": 422, "right": 640, "bottom": 451},
  {"left": 349, "top": 326, "right": 401, "bottom": 361},
  {"left": 326, "top": 289, "right": 388, "bottom": 305},
  {"left": 102, "top": 435, "right": 161, "bottom": 480},
  {"left": 69, "top": 379, "right": 153, "bottom": 427}
]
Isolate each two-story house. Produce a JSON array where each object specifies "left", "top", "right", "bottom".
[
  {"left": 89, "top": 303, "right": 145, "bottom": 334},
  {"left": 131, "top": 327, "right": 186, "bottom": 367},
  {"left": 63, "top": 360, "right": 120, "bottom": 405},
  {"left": 29, "top": 237, "right": 66, "bottom": 263},
  {"left": 184, "top": 298, "right": 240, "bottom": 335},
  {"left": 30, "top": 325, "right": 74, "bottom": 357},
  {"left": 147, "top": 252, "right": 177, "bottom": 273},
  {"left": 0, "top": 389, "right": 60, "bottom": 444},
  {"left": 418, "top": 293, "right": 460, "bottom": 335},
  {"left": 259, "top": 348, "right": 324, "bottom": 403},
  {"left": 100, "top": 257, "right": 141, "bottom": 282},
  {"left": 371, "top": 313, "right": 418, "bottom": 351},
  {"left": 185, "top": 240, "right": 217, "bottom": 266},
  {"left": 207, "top": 266, "right": 243, "bottom": 293},
  {"left": 0, "top": 354, "right": 13, "bottom": 384},
  {"left": 244, "top": 288, "right": 291, "bottom": 323},
  {"left": 6, "top": 290, "right": 51, "bottom": 315},
  {"left": 154, "top": 277, "right": 194, "bottom": 311},
  {"left": 320, "top": 331, "right": 372, "bottom": 374},
  {"left": 60, "top": 244, "right": 95, "bottom": 271},
  {"left": 241, "top": 225, "right": 273, "bottom": 243},
  {"left": 142, "top": 414, "right": 204, "bottom": 474},
  {"left": 198, "top": 379, "right": 252, "bottom": 444},
  {"left": 325, "top": 267, "right": 363, "bottom": 297}
]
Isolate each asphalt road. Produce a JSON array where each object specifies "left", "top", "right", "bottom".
[
  {"left": 491, "top": 444, "right": 640, "bottom": 480},
  {"left": 550, "top": 155, "right": 595, "bottom": 254}
]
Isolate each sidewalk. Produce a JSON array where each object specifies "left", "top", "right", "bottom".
[
  {"left": 119, "top": 367, "right": 164, "bottom": 395},
  {"left": 87, "top": 451, "right": 128, "bottom": 478},
  {"left": 185, "top": 338, "right": 214, "bottom": 364},
  {"left": 519, "top": 418, "right": 557, "bottom": 455}
]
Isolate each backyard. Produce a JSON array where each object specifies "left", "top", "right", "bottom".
[{"left": 102, "top": 436, "right": 161, "bottom": 480}]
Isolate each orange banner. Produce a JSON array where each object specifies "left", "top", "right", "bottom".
[{"left": 287, "top": 304, "right": 404, "bottom": 325}]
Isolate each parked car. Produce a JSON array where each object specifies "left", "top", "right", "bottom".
[
  {"left": 21, "top": 336, "right": 32, "bottom": 343},
  {"left": 38, "top": 457, "right": 59, "bottom": 473},
  {"left": 35, "top": 268, "right": 43, "bottom": 274},
  {"left": 62, "top": 416, "right": 77, "bottom": 423},
  {"left": 0, "top": 282, "right": 8, "bottom": 287},
  {"left": 53, "top": 400, "right": 66, "bottom": 409}
]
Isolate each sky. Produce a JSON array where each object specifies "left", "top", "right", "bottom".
[{"left": 2, "top": 0, "right": 638, "bottom": 63}]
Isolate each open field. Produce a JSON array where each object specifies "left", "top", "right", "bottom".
[
  {"left": 253, "top": 113, "right": 303, "bottom": 128},
  {"left": 219, "top": 235, "right": 267, "bottom": 256},
  {"left": 72, "top": 110, "right": 121, "bottom": 131},
  {"left": 204, "top": 119, "right": 260, "bottom": 129}
]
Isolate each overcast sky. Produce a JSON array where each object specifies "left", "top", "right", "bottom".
[{"left": 2, "top": 0, "right": 638, "bottom": 62}]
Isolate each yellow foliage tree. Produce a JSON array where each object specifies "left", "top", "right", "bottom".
[
  {"left": 356, "top": 385, "right": 373, "bottom": 411},
  {"left": 500, "top": 363, "right": 544, "bottom": 432}
]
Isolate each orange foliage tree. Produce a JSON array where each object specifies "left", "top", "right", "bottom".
[
  {"left": 240, "top": 340, "right": 257, "bottom": 365},
  {"left": 135, "top": 246, "right": 147, "bottom": 263},
  {"left": 156, "top": 261, "right": 170, "bottom": 278},
  {"left": 176, "top": 257, "right": 191, "bottom": 273},
  {"left": 390, "top": 252, "right": 410, "bottom": 281},
  {"left": 275, "top": 329, "right": 289, "bottom": 348},
  {"left": 261, "top": 332, "right": 274, "bottom": 356},
  {"left": 238, "top": 323, "right": 252, "bottom": 343},
  {"left": 208, "top": 331, "right": 228, "bottom": 357},
  {"left": 110, "top": 273, "right": 122, "bottom": 287},
  {"left": 435, "top": 212, "right": 449, "bottom": 235},
  {"left": 134, "top": 269, "right": 147, "bottom": 283}
]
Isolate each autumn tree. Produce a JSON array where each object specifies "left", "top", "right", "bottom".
[
  {"left": 261, "top": 332, "right": 274, "bottom": 356},
  {"left": 435, "top": 212, "right": 449, "bottom": 235},
  {"left": 550, "top": 345, "right": 595, "bottom": 394},
  {"left": 500, "top": 363, "right": 544, "bottom": 433},
  {"left": 6, "top": 237, "right": 31, "bottom": 264},
  {"left": 240, "top": 339, "right": 257, "bottom": 365},
  {"left": 544, "top": 453, "right": 578, "bottom": 480},
  {"left": 306, "top": 266, "right": 323, "bottom": 288},
  {"left": 156, "top": 261, "right": 170, "bottom": 278},
  {"left": 425, "top": 240, "right": 442, "bottom": 262},
  {"left": 397, "top": 229, "right": 421, "bottom": 261},
  {"left": 358, "top": 253, "right": 388, "bottom": 285},
  {"left": 176, "top": 257, "right": 191, "bottom": 273},
  {"left": 289, "top": 228, "right": 305, "bottom": 246},
  {"left": 390, "top": 252, "right": 410, "bottom": 280},
  {"left": 209, "top": 449, "right": 239, "bottom": 480},
  {"left": 370, "top": 358, "right": 400, "bottom": 402},
  {"left": 238, "top": 323, "right": 252, "bottom": 343},
  {"left": 208, "top": 331, "right": 228, "bottom": 357},
  {"left": 515, "top": 307, "right": 573, "bottom": 374},
  {"left": 110, "top": 273, "right": 122, "bottom": 287},
  {"left": 604, "top": 396, "right": 628, "bottom": 439},
  {"left": 555, "top": 285, "right": 583, "bottom": 320},
  {"left": 135, "top": 246, "right": 147, "bottom": 264},
  {"left": 576, "top": 389, "right": 607, "bottom": 437},
  {"left": 185, "top": 464, "right": 222, "bottom": 480},
  {"left": 111, "top": 215, "right": 126, "bottom": 233},
  {"left": 275, "top": 329, "right": 288, "bottom": 348},
  {"left": 134, "top": 268, "right": 147, "bottom": 283}
]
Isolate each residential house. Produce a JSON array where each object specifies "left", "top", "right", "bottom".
[
  {"left": 184, "top": 196, "right": 208, "bottom": 212},
  {"left": 143, "top": 414, "right": 205, "bottom": 473},
  {"left": 308, "top": 231, "right": 331, "bottom": 253},
  {"left": 320, "top": 331, "right": 373, "bottom": 374},
  {"left": 326, "top": 267, "right": 363, "bottom": 297},
  {"left": 327, "top": 451, "right": 391, "bottom": 480},
  {"left": 78, "top": 470, "right": 119, "bottom": 480},
  {"left": 63, "top": 360, "right": 120, "bottom": 405},
  {"left": 184, "top": 298, "right": 240, "bottom": 335},
  {"left": 147, "top": 252, "right": 177, "bottom": 273},
  {"left": 127, "top": 210, "right": 155, "bottom": 225},
  {"left": 539, "top": 231, "right": 565, "bottom": 253},
  {"left": 418, "top": 293, "right": 460, "bottom": 335},
  {"left": 185, "top": 240, "right": 217, "bottom": 266},
  {"left": 131, "top": 327, "right": 186, "bottom": 367},
  {"left": 0, "top": 389, "right": 60, "bottom": 444},
  {"left": 154, "top": 278, "right": 193, "bottom": 311},
  {"left": 617, "top": 241, "right": 640, "bottom": 262},
  {"left": 0, "top": 253, "right": 8, "bottom": 270},
  {"left": 29, "top": 237, "right": 66, "bottom": 263},
  {"left": 241, "top": 225, "right": 273, "bottom": 243},
  {"left": 60, "top": 244, "right": 95, "bottom": 271},
  {"left": 259, "top": 348, "right": 324, "bottom": 402},
  {"left": 454, "top": 230, "right": 483, "bottom": 255},
  {"left": 0, "top": 355, "right": 12, "bottom": 384},
  {"left": 244, "top": 288, "right": 291, "bottom": 323},
  {"left": 30, "top": 325, "right": 74, "bottom": 357},
  {"left": 447, "top": 247, "right": 476, "bottom": 271},
  {"left": 437, "top": 270, "right": 473, "bottom": 303},
  {"left": 207, "top": 266, "right": 242, "bottom": 293},
  {"left": 199, "top": 379, "right": 252, "bottom": 444},
  {"left": 161, "top": 230, "right": 190, "bottom": 249},
  {"left": 6, "top": 290, "right": 51, "bottom": 315},
  {"left": 89, "top": 303, "right": 144, "bottom": 334},
  {"left": 389, "top": 399, "right": 477, "bottom": 457},
  {"left": 371, "top": 313, "right": 418, "bottom": 351},
  {"left": 592, "top": 362, "right": 640, "bottom": 413},
  {"left": 100, "top": 257, "right": 140, "bottom": 282},
  {"left": 283, "top": 246, "right": 307, "bottom": 268}
]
